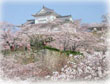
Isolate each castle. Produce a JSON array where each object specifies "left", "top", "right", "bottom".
[
  {"left": 27, "top": 6, "right": 73, "bottom": 24},
  {"left": 19, "top": 6, "right": 76, "bottom": 34}
]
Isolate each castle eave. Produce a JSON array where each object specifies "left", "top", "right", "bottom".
[
  {"left": 56, "top": 15, "right": 72, "bottom": 18},
  {"left": 32, "top": 12, "right": 60, "bottom": 17}
]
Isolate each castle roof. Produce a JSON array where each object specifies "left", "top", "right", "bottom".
[
  {"left": 56, "top": 15, "right": 72, "bottom": 18},
  {"left": 32, "top": 6, "right": 60, "bottom": 17},
  {"left": 42, "top": 6, "right": 54, "bottom": 12}
]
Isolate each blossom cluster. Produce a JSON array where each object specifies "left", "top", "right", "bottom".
[{"left": 47, "top": 52, "right": 108, "bottom": 81}]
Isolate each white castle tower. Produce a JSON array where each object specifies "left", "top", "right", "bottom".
[{"left": 28, "top": 6, "right": 73, "bottom": 24}]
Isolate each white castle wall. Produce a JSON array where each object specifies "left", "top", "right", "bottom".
[{"left": 35, "top": 15, "right": 56, "bottom": 24}]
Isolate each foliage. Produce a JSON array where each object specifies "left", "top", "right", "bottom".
[
  {"left": 61, "top": 50, "right": 83, "bottom": 56},
  {"left": 44, "top": 46, "right": 60, "bottom": 52},
  {"left": 0, "top": 20, "right": 108, "bottom": 81}
]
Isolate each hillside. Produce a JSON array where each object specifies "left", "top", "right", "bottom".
[{"left": 0, "top": 21, "right": 108, "bottom": 81}]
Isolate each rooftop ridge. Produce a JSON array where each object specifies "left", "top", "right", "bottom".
[
  {"left": 32, "top": 6, "right": 60, "bottom": 17},
  {"left": 42, "top": 5, "right": 54, "bottom": 12}
]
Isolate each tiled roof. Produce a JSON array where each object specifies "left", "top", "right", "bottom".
[
  {"left": 32, "top": 6, "right": 60, "bottom": 17},
  {"left": 56, "top": 15, "right": 72, "bottom": 18},
  {"left": 27, "top": 19, "right": 35, "bottom": 21},
  {"left": 42, "top": 6, "right": 54, "bottom": 12}
]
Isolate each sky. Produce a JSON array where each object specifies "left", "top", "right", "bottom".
[{"left": 1, "top": 1, "right": 108, "bottom": 25}]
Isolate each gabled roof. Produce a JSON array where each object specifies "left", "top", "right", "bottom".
[
  {"left": 42, "top": 6, "right": 54, "bottom": 12},
  {"left": 32, "top": 6, "right": 60, "bottom": 17}
]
